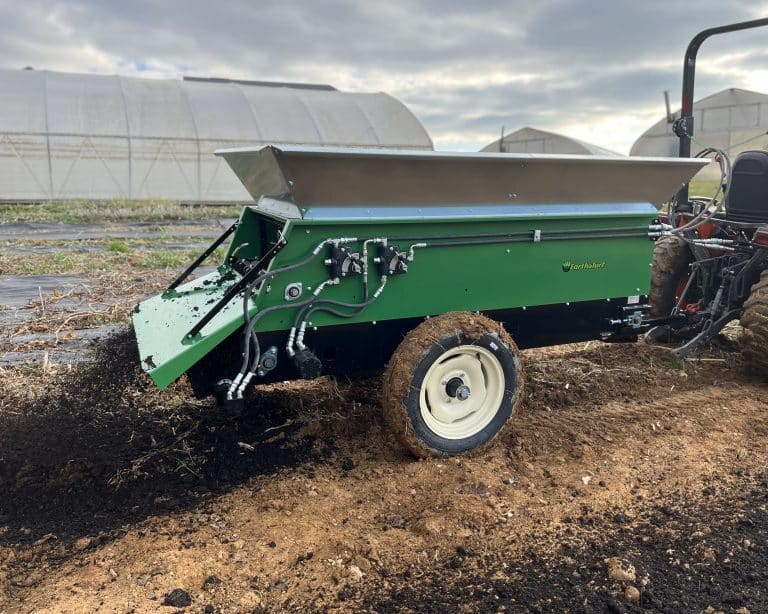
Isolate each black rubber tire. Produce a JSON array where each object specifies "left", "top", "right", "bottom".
[
  {"left": 649, "top": 235, "right": 695, "bottom": 317},
  {"left": 740, "top": 269, "right": 768, "bottom": 377},
  {"left": 382, "top": 312, "right": 524, "bottom": 458}
]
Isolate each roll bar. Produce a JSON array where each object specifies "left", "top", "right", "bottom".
[{"left": 674, "top": 17, "right": 768, "bottom": 209}]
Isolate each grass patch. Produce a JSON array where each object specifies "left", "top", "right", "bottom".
[
  {"left": 688, "top": 179, "right": 724, "bottom": 199},
  {"left": 0, "top": 199, "right": 242, "bottom": 224},
  {"left": 1, "top": 236, "right": 215, "bottom": 252},
  {"left": 105, "top": 239, "right": 131, "bottom": 254},
  {"left": 134, "top": 249, "right": 198, "bottom": 269},
  {"left": 667, "top": 355, "right": 696, "bottom": 374},
  {"left": 0, "top": 247, "right": 225, "bottom": 276}
]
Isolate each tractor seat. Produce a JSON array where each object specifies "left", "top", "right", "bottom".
[{"left": 726, "top": 150, "right": 768, "bottom": 225}]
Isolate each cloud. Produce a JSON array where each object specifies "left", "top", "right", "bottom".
[{"left": 2, "top": 0, "right": 768, "bottom": 152}]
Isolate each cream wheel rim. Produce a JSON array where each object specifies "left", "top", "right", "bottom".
[{"left": 419, "top": 344, "right": 505, "bottom": 439}]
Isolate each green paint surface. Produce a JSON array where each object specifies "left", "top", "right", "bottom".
[{"left": 133, "top": 205, "right": 657, "bottom": 389}]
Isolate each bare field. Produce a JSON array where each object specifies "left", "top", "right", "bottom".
[
  {"left": 0, "top": 215, "right": 225, "bottom": 365},
  {"left": 0, "top": 332, "right": 767, "bottom": 613}
]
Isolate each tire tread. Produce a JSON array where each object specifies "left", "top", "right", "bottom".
[
  {"left": 382, "top": 312, "right": 523, "bottom": 458},
  {"left": 649, "top": 235, "right": 693, "bottom": 317},
  {"left": 741, "top": 269, "right": 768, "bottom": 377}
]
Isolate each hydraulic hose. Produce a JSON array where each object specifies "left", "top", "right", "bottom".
[
  {"left": 669, "top": 145, "right": 731, "bottom": 236},
  {"left": 289, "top": 277, "right": 388, "bottom": 356},
  {"left": 229, "top": 294, "right": 319, "bottom": 399},
  {"left": 235, "top": 236, "right": 357, "bottom": 394}
]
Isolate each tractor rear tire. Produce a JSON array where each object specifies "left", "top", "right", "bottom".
[
  {"left": 740, "top": 269, "right": 768, "bottom": 377},
  {"left": 649, "top": 235, "right": 694, "bottom": 317},
  {"left": 382, "top": 312, "right": 524, "bottom": 458}
]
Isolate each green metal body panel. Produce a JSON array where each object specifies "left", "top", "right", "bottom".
[
  {"left": 134, "top": 205, "right": 652, "bottom": 388},
  {"left": 132, "top": 146, "right": 709, "bottom": 390},
  {"left": 251, "top": 213, "right": 654, "bottom": 329}
]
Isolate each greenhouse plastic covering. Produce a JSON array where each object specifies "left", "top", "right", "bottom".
[{"left": 0, "top": 69, "right": 432, "bottom": 202}]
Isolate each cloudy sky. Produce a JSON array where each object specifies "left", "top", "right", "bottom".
[{"left": 2, "top": 0, "right": 768, "bottom": 153}]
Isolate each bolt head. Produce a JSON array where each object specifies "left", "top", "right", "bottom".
[{"left": 455, "top": 385, "right": 471, "bottom": 401}]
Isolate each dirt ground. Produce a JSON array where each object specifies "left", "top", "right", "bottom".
[
  {"left": 1, "top": 324, "right": 766, "bottom": 613},
  {"left": 1, "top": 210, "right": 766, "bottom": 612}
]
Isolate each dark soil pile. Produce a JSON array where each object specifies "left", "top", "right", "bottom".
[{"left": 0, "top": 329, "right": 334, "bottom": 542}]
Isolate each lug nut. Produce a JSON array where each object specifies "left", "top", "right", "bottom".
[{"left": 455, "top": 385, "right": 471, "bottom": 401}]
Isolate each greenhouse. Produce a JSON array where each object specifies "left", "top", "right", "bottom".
[
  {"left": 0, "top": 69, "right": 432, "bottom": 202},
  {"left": 482, "top": 126, "right": 619, "bottom": 156},
  {"left": 631, "top": 88, "right": 768, "bottom": 179}
]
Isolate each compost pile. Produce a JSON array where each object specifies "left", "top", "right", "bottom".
[{"left": 1, "top": 331, "right": 767, "bottom": 613}]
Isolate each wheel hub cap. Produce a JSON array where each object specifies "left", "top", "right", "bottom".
[
  {"left": 419, "top": 345, "right": 505, "bottom": 440},
  {"left": 445, "top": 377, "right": 471, "bottom": 400}
]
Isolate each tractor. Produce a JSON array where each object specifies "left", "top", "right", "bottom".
[{"left": 646, "top": 17, "right": 768, "bottom": 374}]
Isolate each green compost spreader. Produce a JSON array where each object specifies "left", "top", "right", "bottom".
[{"left": 132, "top": 146, "right": 706, "bottom": 456}]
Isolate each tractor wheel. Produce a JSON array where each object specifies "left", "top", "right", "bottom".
[
  {"left": 382, "top": 312, "right": 524, "bottom": 458},
  {"left": 649, "top": 235, "right": 695, "bottom": 317},
  {"left": 740, "top": 269, "right": 768, "bottom": 377}
]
